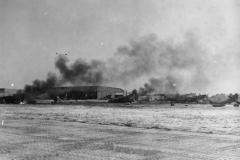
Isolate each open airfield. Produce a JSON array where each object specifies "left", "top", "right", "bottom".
[{"left": 1, "top": 103, "right": 240, "bottom": 159}]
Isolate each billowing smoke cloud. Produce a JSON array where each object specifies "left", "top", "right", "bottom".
[
  {"left": 55, "top": 55, "right": 105, "bottom": 85},
  {"left": 111, "top": 32, "right": 211, "bottom": 93},
  {"left": 139, "top": 77, "right": 178, "bottom": 96},
  {"left": 24, "top": 73, "right": 57, "bottom": 94},
  {"left": 25, "top": 31, "right": 214, "bottom": 94}
]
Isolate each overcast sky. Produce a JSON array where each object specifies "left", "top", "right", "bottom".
[{"left": 1, "top": 0, "right": 240, "bottom": 94}]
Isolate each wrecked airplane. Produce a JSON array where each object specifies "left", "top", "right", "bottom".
[
  {"left": 209, "top": 93, "right": 240, "bottom": 107},
  {"left": 159, "top": 94, "right": 208, "bottom": 104}
]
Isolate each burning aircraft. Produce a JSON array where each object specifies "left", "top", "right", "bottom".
[
  {"left": 209, "top": 93, "right": 240, "bottom": 107},
  {"left": 160, "top": 93, "right": 208, "bottom": 104}
]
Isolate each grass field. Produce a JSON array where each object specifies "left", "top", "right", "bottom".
[{"left": 1, "top": 103, "right": 240, "bottom": 159}]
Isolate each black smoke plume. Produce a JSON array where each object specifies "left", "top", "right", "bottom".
[
  {"left": 24, "top": 73, "right": 57, "bottom": 94},
  {"left": 55, "top": 54, "right": 105, "bottom": 85}
]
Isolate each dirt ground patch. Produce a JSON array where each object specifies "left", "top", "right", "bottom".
[
  {"left": 1, "top": 103, "right": 240, "bottom": 159},
  {"left": 1, "top": 103, "right": 240, "bottom": 135}
]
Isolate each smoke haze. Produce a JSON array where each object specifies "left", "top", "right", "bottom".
[
  {"left": 25, "top": 31, "right": 225, "bottom": 95},
  {"left": 139, "top": 77, "right": 178, "bottom": 96}
]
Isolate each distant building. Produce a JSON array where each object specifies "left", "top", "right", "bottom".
[
  {"left": 0, "top": 88, "right": 18, "bottom": 97},
  {"left": 185, "top": 93, "right": 197, "bottom": 97},
  {"left": 138, "top": 94, "right": 165, "bottom": 101},
  {"left": 46, "top": 86, "right": 124, "bottom": 100},
  {"left": 138, "top": 95, "right": 149, "bottom": 101}
]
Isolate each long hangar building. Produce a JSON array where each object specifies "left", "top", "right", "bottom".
[{"left": 47, "top": 86, "right": 125, "bottom": 100}]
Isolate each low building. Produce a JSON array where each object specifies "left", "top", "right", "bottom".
[
  {"left": 185, "top": 93, "right": 197, "bottom": 97},
  {"left": 46, "top": 86, "right": 124, "bottom": 100}
]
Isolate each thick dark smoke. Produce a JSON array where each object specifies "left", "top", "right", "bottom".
[
  {"left": 55, "top": 55, "right": 105, "bottom": 85},
  {"left": 24, "top": 73, "right": 57, "bottom": 94},
  {"left": 25, "top": 31, "right": 212, "bottom": 94}
]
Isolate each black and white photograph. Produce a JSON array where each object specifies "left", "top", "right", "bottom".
[{"left": 1, "top": 0, "right": 240, "bottom": 159}]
